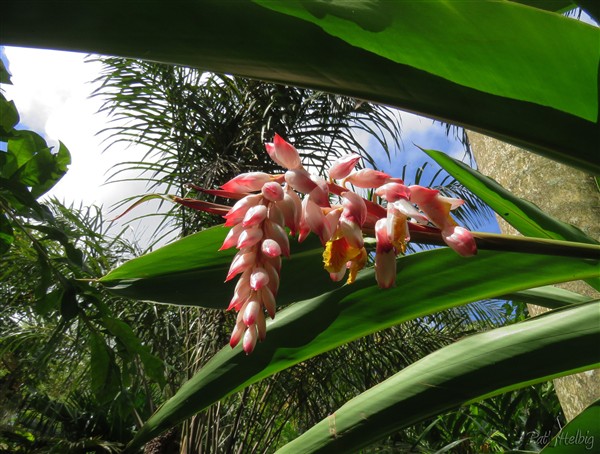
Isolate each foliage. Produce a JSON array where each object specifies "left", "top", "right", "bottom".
[
  {"left": 0, "top": 64, "right": 168, "bottom": 452},
  {"left": 1, "top": 1, "right": 599, "bottom": 453}
]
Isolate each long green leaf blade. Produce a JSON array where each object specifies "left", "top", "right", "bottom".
[
  {"left": 100, "top": 226, "right": 338, "bottom": 308},
  {"left": 277, "top": 301, "right": 600, "bottom": 453},
  {"left": 126, "top": 249, "right": 599, "bottom": 449},
  {"left": 423, "top": 148, "right": 598, "bottom": 245},
  {"left": 2, "top": 1, "right": 598, "bottom": 172}
]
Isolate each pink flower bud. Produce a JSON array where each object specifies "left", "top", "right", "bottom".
[
  {"left": 228, "top": 271, "right": 251, "bottom": 311},
  {"left": 220, "top": 224, "right": 244, "bottom": 251},
  {"left": 341, "top": 191, "right": 367, "bottom": 226},
  {"left": 225, "top": 251, "right": 256, "bottom": 282},
  {"left": 329, "top": 154, "right": 361, "bottom": 180},
  {"left": 261, "top": 238, "right": 282, "bottom": 257},
  {"left": 264, "top": 262, "right": 280, "bottom": 296},
  {"left": 267, "top": 203, "right": 285, "bottom": 227},
  {"left": 261, "top": 181, "right": 284, "bottom": 202},
  {"left": 303, "top": 197, "right": 331, "bottom": 245},
  {"left": 344, "top": 168, "right": 390, "bottom": 188},
  {"left": 259, "top": 287, "right": 276, "bottom": 318},
  {"left": 224, "top": 194, "right": 262, "bottom": 226},
  {"left": 442, "top": 226, "right": 477, "bottom": 257},
  {"left": 276, "top": 187, "right": 302, "bottom": 235},
  {"left": 237, "top": 227, "right": 263, "bottom": 249},
  {"left": 285, "top": 168, "right": 317, "bottom": 194},
  {"left": 264, "top": 219, "right": 290, "bottom": 257},
  {"left": 265, "top": 134, "right": 302, "bottom": 170},
  {"left": 308, "top": 176, "right": 330, "bottom": 207},
  {"left": 221, "top": 172, "right": 273, "bottom": 193},
  {"left": 243, "top": 326, "right": 258, "bottom": 354},
  {"left": 250, "top": 267, "right": 270, "bottom": 291},
  {"left": 242, "top": 204, "right": 268, "bottom": 228},
  {"left": 256, "top": 311, "right": 267, "bottom": 341},
  {"left": 243, "top": 299, "right": 261, "bottom": 326},
  {"left": 375, "top": 249, "right": 396, "bottom": 289},
  {"left": 375, "top": 182, "right": 410, "bottom": 203},
  {"left": 229, "top": 321, "right": 246, "bottom": 349}
]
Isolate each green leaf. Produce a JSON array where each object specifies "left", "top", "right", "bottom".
[
  {"left": 421, "top": 148, "right": 600, "bottom": 291},
  {"left": 276, "top": 301, "right": 600, "bottom": 453},
  {"left": 0, "top": 58, "right": 12, "bottom": 85},
  {"left": 423, "top": 148, "right": 598, "bottom": 245},
  {"left": 100, "top": 226, "right": 339, "bottom": 308},
  {"left": 540, "top": 398, "right": 600, "bottom": 453},
  {"left": 89, "top": 331, "right": 121, "bottom": 403},
  {"left": 2, "top": 1, "right": 598, "bottom": 172},
  {"left": 0, "top": 212, "right": 14, "bottom": 255},
  {"left": 102, "top": 317, "right": 166, "bottom": 388},
  {"left": 59, "top": 282, "right": 78, "bottom": 321},
  {"left": 256, "top": 0, "right": 597, "bottom": 122},
  {"left": 127, "top": 248, "right": 599, "bottom": 448},
  {"left": 0, "top": 93, "right": 19, "bottom": 136},
  {"left": 501, "top": 285, "right": 593, "bottom": 310}
]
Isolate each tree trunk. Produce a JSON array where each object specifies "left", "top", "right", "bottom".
[{"left": 467, "top": 131, "right": 600, "bottom": 421}]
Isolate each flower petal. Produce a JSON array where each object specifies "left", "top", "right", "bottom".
[
  {"left": 328, "top": 153, "right": 361, "bottom": 180},
  {"left": 265, "top": 134, "right": 302, "bottom": 170}
]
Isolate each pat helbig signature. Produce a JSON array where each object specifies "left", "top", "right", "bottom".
[{"left": 529, "top": 427, "right": 595, "bottom": 451}]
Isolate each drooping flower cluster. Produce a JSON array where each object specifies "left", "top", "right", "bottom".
[{"left": 214, "top": 134, "right": 476, "bottom": 354}]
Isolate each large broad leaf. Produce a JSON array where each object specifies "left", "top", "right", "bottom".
[
  {"left": 125, "top": 248, "right": 599, "bottom": 449},
  {"left": 276, "top": 300, "right": 600, "bottom": 453},
  {"left": 100, "top": 226, "right": 339, "bottom": 308},
  {"left": 2, "top": 1, "right": 598, "bottom": 172},
  {"left": 100, "top": 225, "right": 600, "bottom": 308}
]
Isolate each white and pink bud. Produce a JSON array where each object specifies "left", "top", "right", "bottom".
[
  {"left": 344, "top": 168, "right": 390, "bottom": 188},
  {"left": 224, "top": 194, "right": 262, "bottom": 226},
  {"left": 443, "top": 226, "right": 477, "bottom": 257},
  {"left": 341, "top": 191, "right": 367, "bottom": 226},
  {"left": 243, "top": 299, "right": 262, "bottom": 326},
  {"left": 303, "top": 197, "right": 331, "bottom": 245},
  {"left": 264, "top": 219, "right": 290, "bottom": 257},
  {"left": 308, "top": 175, "right": 330, "bottom": 207},
  {"left": 237, "top": 227, "right": 263, "bottom": 249},
  {"left": 242, "top": 204, "right": 268, "bottom": 228},
  {"left": 265, "top": 134, "right": 302, "bottom": 170},
  {"left": 261, "top": 238, "right": 282, "bottom": 258},
  {"left": 221, "top": 172, "right": 274, "bottom": 194},
  {"left": 375, "top": 182, "right": 410, "bottom": 203},
  {"left": 229, "top": 321, "right": 246, "bottom": 349},
  {"left": 259, "top": 287, "right": 277, "bottom": 319},
  {"left": 243, "top": 326, "right": 258, "bottom": 354},
  {"left": 225, "top": 250, "right": 257, "bottom": 282},
  {"left": 328, "top": 154, "right": 361, "bottom": 180},
  {"left": 250, "top": 267, "right": 270, "bottom": 291},
  {"left": 275, "top": 187, "right": 301, "bottom": 235},
  {"left": 220, "top": 224, "right": 244, "bottom": 251},
  {"left": 285, "top": 168, "right": 317, "bottom": 194},
  {"left": 261, "top": 181, "right": 285, "bottom": 202}
]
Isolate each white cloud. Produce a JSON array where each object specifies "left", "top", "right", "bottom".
[{"left": 3, "top": 46, "right": 174, "bottom": 248}]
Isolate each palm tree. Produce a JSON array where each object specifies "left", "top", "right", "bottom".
[{"left": 89, "top": 56, "right": 510, "bottom": 452}]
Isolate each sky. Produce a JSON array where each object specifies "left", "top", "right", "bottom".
[{"left": 1, "top": 45, "right": 489, "bottom": 248}]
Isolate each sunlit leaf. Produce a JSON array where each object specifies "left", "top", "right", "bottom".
[
  {"left": 2, "top": 0, "right": 598, "bottom": 172},
  {"left": 277, "top": 301, "right": 600, "bottom": 453},
  {"left": 126, "top": 248, "right": 599, "bottom": 448}
]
